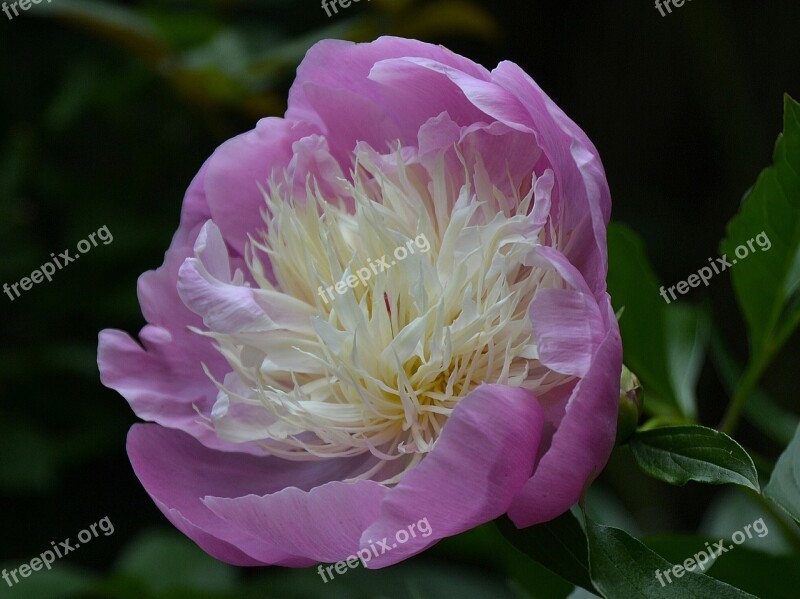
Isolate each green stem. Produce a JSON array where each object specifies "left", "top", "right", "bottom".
[{"left": 721, "top": 303, "right": 800, "bottom": 436}]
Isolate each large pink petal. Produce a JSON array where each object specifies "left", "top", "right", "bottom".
[
  {"left": 204, "top": 482, "right": 387, "bottom": 564},
  {"left": 288, "top": 36, "right": 489, "bottom": 124},
  {"left": 507, "top": 295, "right": 622, "bottom": 527},
  {"left": 127, "top": 424, "right": 380, "bottom": 566},
  {"left": 287, "top": 37, "right": 492, "bottom": 162},
  {"left": 358, "top": 384, "right": 544, "bottom": 568}
]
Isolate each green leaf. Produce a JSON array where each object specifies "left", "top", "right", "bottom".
[
  {"left": 607, "top": 224, "right": 708, "bottom": 419},
  {"left": 664, "top": 304, "right": 710, "bottom": 419},
  {"left": 645, "top": 534, "right": 800, "bottom": 599},
  {"left": 722, "top": 95, "right": 800, "bottom": 364},
  {"left": 585, "top": 518, "right": 757, "bottom": 598},
  {"left": 629, "top": 425, "right": 760, "bottom": 491},
  {"left": 496, "top": 512, "right": 597, "bottom": 594},
  {"left": 607, "top": 223, "right": 675, "bottom": 416},
  {"left": 566, "top": 588, "right": 601, "bottom": 599},
  {"left": 764, "top": 422, "right": 800, "bottom": 524}
]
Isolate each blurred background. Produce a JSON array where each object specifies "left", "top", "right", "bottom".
[{"left": 1, "top": 0, "right": 798, "bottom": 597}]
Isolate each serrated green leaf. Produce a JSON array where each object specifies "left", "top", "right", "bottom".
[
  {"left": 629, "top": 425, "right": 760, "bottom": 491},
  {"left": 496, "top": 512, "right": 597, "bottom": 594},
  {"left": 585, "top": 518, "right": 757, "bottom": 598},
  {"left": 764, "top": 422, "right": 800, "bottom": 524}
]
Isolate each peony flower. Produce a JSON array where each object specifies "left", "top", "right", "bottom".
[{"left": 98, "top": 36, "right": 622, "bottom": 568}]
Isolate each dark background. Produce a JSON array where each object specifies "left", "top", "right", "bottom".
[{"left": 1, "top": 0, "right": 798, "bottom": 597}]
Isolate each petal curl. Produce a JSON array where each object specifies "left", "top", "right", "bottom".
[
  {"left": 359, "top": 384, "right": 544, "bottom": 568},
  {"left": 507, "top": 295, "right": 622, "bottom": 527}
]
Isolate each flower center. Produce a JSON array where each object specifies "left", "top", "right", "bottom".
[{"left": 197, "top": 147, "right": 563, "bottom": 483}]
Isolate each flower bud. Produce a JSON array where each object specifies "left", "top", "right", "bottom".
[{"left": 616, "top": 365, "right": 644, "bottom": 444}]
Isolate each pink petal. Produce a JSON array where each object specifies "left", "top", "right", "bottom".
[
  {"left": 490, "top": 61, "right": 611, "bottom": 295},
  {"left": 99, "top": 219, "right": 236, "bottom": 451},
  {"left": 204, "top": 482, "right": 387, "bottom": 564},
  {"left": 530, "top": 288, "right": 605, "bottom": 378},
  {"left": 99, "top": 167, "right": 269, "bottom": 452},
  {"left": 507, "top": 295, "right": 622, "bottom": 527},
  {"left": 177, "top": 221, "right": 317, "bottom": 337},
  {"left": 458, "top": 120, "right": 542, "bottom": 199},
  {"left": 287, "top": 37, "right": 491, "bottom": 161},
  {"left": 359, "top": 384, "right": 544, "bottom": 568},
  {"left": 127, "top": 424, "right": 380, "bottom": 566},
  {"left": 294, "top": 83, "right": 405, "bottom": 167},
  {"left": 203, "top": 118, "right": 320, "bottom": 256}
]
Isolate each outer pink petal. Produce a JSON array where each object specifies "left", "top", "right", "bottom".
[
  {"left": 287, "top": 37, "right": 491, "bottom": 161},
  {"left": 359, "top": 384, "right": 544, "bottom": 568},
  {"left": 127, "top": 424, "right": 379, "bottom": 566},
  {"left": 203, "top": 118, "right": 320, "bottom": 256},
  {"left": 204, "top": 482, "right": 387, "bottom": 564},
  {"left": 490, "top": 61, "right": 611, "bottom": 296},
  {"left": 288, "top": 36, "right": 489, "bottom": 123},
  {"left": 99, "top": 165, "right": 235, "bottom": 450},
  {"left": 507, "top": 295, "right": 622, "bottom": 527},
  {"left": 149, "top": 496, "right": 265, "bottom": 567}
]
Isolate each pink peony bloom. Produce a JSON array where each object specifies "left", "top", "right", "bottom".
[{"left": 98, "top": 36, "right": 621, "bottom": 568}]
